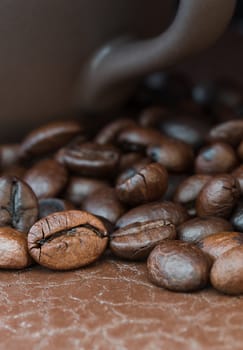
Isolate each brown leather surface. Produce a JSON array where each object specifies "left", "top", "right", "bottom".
[
  {"left": 1, "top": 29, "right": 243, "bottom": 350},
  {"left": 1, "top": 253, "right": 243, "bottom": 350}
]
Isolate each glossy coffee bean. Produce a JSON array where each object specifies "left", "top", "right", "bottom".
[
  {"left": 60, "top": 141, "right": 120, "bottom": 178},
  {"left": 207, "top": 119, "right": 243, "bottom": 146},
  {"left": 117, "top": 126, "right": 163, "bottom": 152},
  {"left": 116, "top": 162, "right": 168, "bottom": 206},
  {"left": 118, "top": 153, "right": 145, "bottom": 173},
  {"left": 210, "top": 246, "right": 243, "bottom": 295},
  {"left": 0, "top": 176, "right": 38, "bottom": 232},
  {"left": 195, "top": 142, "right": 237, "bottom": 175},
  {"left": 231, "top": 201, "right": 243, "bottom": 232},
  {"left": 116, "top": 201, "right": 188, "bottom": 228},
  {"left": 94, "top": 118, "right": 136, "bottom": 145},
  {"left": 65, "top": 177, "right": 109, "bottom": 206},
  {"left": 232, "top": 165, "right": 243, "bottom": 193},
  {"left": 237, "top": 140, "right": 243, "bottom": 161},
  {"left": 162, "top": 173, "right": 186, "bottom": 201},
  {"left": 0, "top": 227, "right": 32, "bottom": 269},
  {"left": 147, "top": 241, "right": 210, "bottom": 292},
  {"left": 197, "top": 232, "right": 243, "bottom": 261},
  {"left": 28, "top": 210, "right": 108, "bottom": 270},
  {"left": 38, "top": 198, "right": 75, "bottom": 218},
  {"left": 196, "top": 174, "right": 241, "bottom": 218},
  {"left": 19, "top": 120, "right": 82, "bottom": 158},
  {"left": 82, "top": 187, "right": 125, "bottom": 224},
  {"left": 159, "top": 115, "right": 210, "bottom": 149},
  {"left": 138, "top": 106, "right": 169, "bottom": 127},
  {"left": 24, "top": 159, "right": 68, "bottom": 199},
  {"left": 110, "top": 220, "right": 176, "bottom": 260},
  {"left": 178, "top": 217, "right": 233, "bottom": 243},
  {"left": 173, "top": 175, "right": 212, "bottom": 216},
  {"left": 2, "top": 165, "right": 26, "bottom": 179},
  {"left": 0, "top": 144, "right": 20, "bottom": 170},
  {"left": 116, "top": 158, "right": 151, "bottom": 184},
  {"left": 147, "top": 137, "right": 194, "bottom": 172}
]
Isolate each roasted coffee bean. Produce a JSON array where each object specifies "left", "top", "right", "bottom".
[
  {"left": 163, "top": 173, "right": 186, "bottom": 201},
  {"left": 210, "top": 246, "right": 243, "bottom": 295},
  {"left": 178, "top": 217, "right": 233, "bottom": 243},
  {"left": 38, "top": 198, "right": 75, "bottom": 218},
  {"left": 207, "top": 119, "right": 243, "bottom": 146},
  {"left": 116, "top": 201, "right": 188, "bottom": 228},
  {"left": 28, "top": 210, "right": 108, "bottom": 270},
  {"left": 195, "top": 142, "right": 237, "bottom": 175},
  {"left": 0, "top": 176, "right": 38, "bottom": 232},
  {"left": 118, "top": 152, "right": 145, "bottom": 173},
  {"left": 24, "top": 159, "right": 68, "bottom": 199},
  {"left": 173, "top": 175, "right": 212, "bottom": 216},
  {"left": 59, "top": 141, "right": 120, "bottom": 178},
  {"left": 196, "top": 174, "right": 241, "bottom": 218},
  {"left": 82, "top": 187, "right": 125, "bottom": 224},
  {"left": 116, "top": 158, "right": 151, "bottom": 184},
  {"left": 138, "top": 106, "right": 169, "bottom": 127},
  {"left": 2, "top": 165, "right": 26, "bottom": 179},
  {"left": 19, "top": 120, "right": 82, "bottom": 158},
  {"left": 237, "top": 140, "right": 243, "bottom": 161},
  {"left": 159, "top": 115, "right": 210, "bottom": 149},
  {"left": 147, "top": 241, "right": 210, "bottom": 292},
  {"left": 0, "top": 227, "right": 32, "bottom": 269},
  {"left": 231, "top": 201, "right": 243, "bottom": 232},
  {"left": 232, "top": 165, "right": 243, "bottom": 193},
  {"left": 147, "top": 137, "right": 194, "bottom": 172},
  {"left": 116, "top": 163, "right": 168, "bottom": 206},
  {"left": 94, "top": 118, "right": 136, "bottom": 145},
  {"left": 213, "top": 79, "right": 243, "bottom": 109},
  {"left": 65, "top": 177, "right": 109, "bottom": 206},
  {"left": 110, "top": 220, "right": 176, "bottom": 260},
  {"left": 0, "top": 144, "right": 20, "bottom": 170},
  {"left": 117, "top": 126, "right": 163, "bottom": 152},
  {"left": 197, "top": 232, "right": 243, "bottom": 261}
]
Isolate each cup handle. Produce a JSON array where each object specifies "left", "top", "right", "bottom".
[{"left": 77, "top": 0, "right": 236, "bottom": 111}]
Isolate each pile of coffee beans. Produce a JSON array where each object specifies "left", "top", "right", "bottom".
[{"left": 1, "top": 72, "right": 243, "bottom": 295}]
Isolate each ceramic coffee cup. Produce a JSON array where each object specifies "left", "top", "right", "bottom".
[{"left": 0, "top": 0, "right": 236, "bottom": 135}]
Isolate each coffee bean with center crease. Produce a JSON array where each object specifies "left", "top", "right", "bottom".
[
  {"left": 24, "top": 158, "right": 68, "bottom": 199},
  {"left": 210, "top": 246, "right": 243, "bottom": 295},
  {"left": 110, "top": 220, "right": 176, "bottom": 260},
  {"left": 0, "top": 176, "right": 38, "bottom": 232},
  {"left": 197, "top": 231, "right": 243, "bottom": 261},
  {"left": 38, "top": 198, "right": 75, "bottom": 219},
  {"left": 195, "top": 142, "right": 238, "bottom": 175},
  {"left": 19, "top": 120, "right": 82, "bottom": 158},
  {"left": 59, "top": 141, "right": 120, "bottom": 178},
  {"left": 0, "top": 227, "right": 32, "bottom": 269},
  {"left": 147, "top": 137, "right": 194, "bottom": 172},
  {"left": 196, "top": 174, "right": 241, "bottom": 218},
  {"left": 28, "top": 210, "right": 109, "bottom": 270},
  {"left": 116, "top": 201, "right": 188, "bottom": 228},
  {"left": 147, "top": 241, "right": 211, "bottom": 292},
  {"left": 173, "top": 174, "right": 212, "bottom": 216},
  {"left": 116, "top": 162, "right": 168, "bottom": 206},
  {"left": 178, "top": 217, "right": 233, "bottom": 243}
]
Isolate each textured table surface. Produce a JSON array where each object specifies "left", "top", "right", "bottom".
[
  {"left": 1, "top": 29, "right": 243, "bottom": 350},
  {"left": 1, "top": 254, "right": 243, "bottom": 350}
]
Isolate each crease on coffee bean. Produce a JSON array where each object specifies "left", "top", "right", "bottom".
[{"left": 35, "top": 223, "right": 108, "bottom": 247}]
